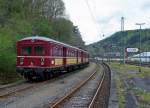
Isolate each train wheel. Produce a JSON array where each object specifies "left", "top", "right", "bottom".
[
  {"left": 44, "top": 72, "right": 49, "bottom": 80},
  {"left": 24, "top": 74, "right": 34, "bottom": 81}
]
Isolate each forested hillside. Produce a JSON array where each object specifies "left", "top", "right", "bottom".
[
  {"left": 0, "top": 0, "right": 85, "bottom": 84},
  {"left": 87, "top": 29, "right": 150, "bottom": 57}
]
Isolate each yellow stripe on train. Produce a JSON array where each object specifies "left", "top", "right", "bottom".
[
  {"left": 66, "top": 58, "right": 77, "bottom": 64},
  {"left": 78, "top": 58, "right": 81, "bottom": 63},
  {"left": 55, "top": 59, "right": 63, "bottom": 65}
]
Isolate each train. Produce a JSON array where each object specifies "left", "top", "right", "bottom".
[{"left": 16, "top": 36, "right": 89, "bottom": 80}]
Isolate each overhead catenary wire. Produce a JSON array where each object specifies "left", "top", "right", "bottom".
[
  {"left": 83, "top": 0, "right": 102, "bottom": 38},
  {"left": 84, "top": 0, "right": 97, "bottom": 24}
]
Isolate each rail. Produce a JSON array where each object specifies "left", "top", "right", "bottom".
[
  {"left": 50, "top": 68, "right": 98, "bottom": 108},
  {"left": 50, "top": 63, "right": 111, "bottom": 108},
  {"left": 89, "top": 63, "right": 111, "bottom": 108}
]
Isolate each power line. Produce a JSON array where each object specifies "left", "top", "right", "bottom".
[
  {"left": 83, "top": 0, "right": 102, "bottom": 38},
  {"left": 84, "top": 0, "right": 97, "bottom": 23}
]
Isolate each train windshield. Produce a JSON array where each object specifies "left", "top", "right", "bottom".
[
  {"left": 21, "top": 46, "right": 32, "bottom": 55},
  {"left": 34, "top": 46, "right": 45, "bottom": 56}
]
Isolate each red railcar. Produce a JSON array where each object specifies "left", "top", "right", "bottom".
[{"left": 16, "top": 36, "right": 89, "bottom": 80}]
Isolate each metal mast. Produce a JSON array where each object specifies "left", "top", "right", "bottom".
[{"left": 121, "top": 17, "right": 125, "bottom": 64}]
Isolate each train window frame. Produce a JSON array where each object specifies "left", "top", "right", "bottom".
[
  {"left": 72, "top": 51, "right": 74, "bottom": 57},
  {"left": 21, "top": 46, "right": 32, "bottom": 56},
  {"left": 52, "top": 46, "right": 57, "bottom": 56},
  {"left": 67, "top": 49, "right": 70, "bottom": 57},
  {"left": 34, "top": 46, "right": 45, "bottom": 56},
  {"left": 52, "top": 46, "right": 62, "bottom": 56}
]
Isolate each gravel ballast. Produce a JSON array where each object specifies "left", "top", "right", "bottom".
[
  {"left": 61, "top": 66, "right": 102, "bottom": 108},
  {"left": 0, "top": 63, "right": 96, "bottom": 108}
]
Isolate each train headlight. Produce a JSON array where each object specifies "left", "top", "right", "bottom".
[
  {"left": 41, "top": 58, "right": 44, "bottom": 65},
  {"left": 51, "top": 60, "right": 55, "bottom": 65},
  {"left": 20, "top": 58, "right": 24, "bottom": 65}
]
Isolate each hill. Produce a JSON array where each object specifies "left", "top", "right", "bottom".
[{"left": 87, "top": 29, "right": 150, "bottom": 57}]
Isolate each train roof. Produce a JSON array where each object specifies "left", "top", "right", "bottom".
[{"left": 19, "top": 36, "right": 88, "bottom": 53}]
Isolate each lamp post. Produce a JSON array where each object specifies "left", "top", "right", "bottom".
[{"left": 135, "top": 23, "right": 145, "bottom": 72}]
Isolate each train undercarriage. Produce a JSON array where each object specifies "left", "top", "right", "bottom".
[{"left": 17, "top": 63, "right": 89, "bottom": 81}]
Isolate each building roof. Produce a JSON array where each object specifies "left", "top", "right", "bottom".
[{"left": 131, "top": 52, "right": 150, "bottom": 58}]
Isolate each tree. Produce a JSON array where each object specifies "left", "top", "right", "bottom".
[
  {"left": 44, "top": 0, "right": 65, "bottom": 19},
  {"left": 22, "top": 0, "right": 47, "bottom": 19},
  {"left": 72, "top": 26, "right": 85, "bottom": 48}
]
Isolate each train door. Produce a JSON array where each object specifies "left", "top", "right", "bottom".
[
  {"left": 81, "top": 51, "right": 83, "bottom": 63},
  {"left": 77, "top": 50, "right": 78, "bottom": 64},
  {"left": 63, "top": 47, "right": 66, "bottom": 65}
]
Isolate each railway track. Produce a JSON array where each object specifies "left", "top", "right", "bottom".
[
  {"left": 0, "top": 79, "right": 52, "bottom": 98},
  {"left": 50, "top": 63, "right": 111, "bottom": 108},
  {"left": 0, "top": 68, "right": 87, "bottom": 98},
  {"left": 89, "top": 63, "right": 111, "bottom": 108}
]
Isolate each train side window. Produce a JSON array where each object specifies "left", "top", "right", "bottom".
[
  {"left": 52, "top": 47, "right": 57, "bottom": 56},
  {"left": 70, "top": 50, "right": 72, "bottom": 57},
  {"left": 75, "top": 51, "right": 77, "bottom": 57},
  {"left": 52, "top": 46, "right": 62, "bottom": 56},
  {"left": 68, "top": 50, "right": 70, "bottom": 56},
  {"left": 69, "top": 50, "right": 71, "bottom": 57},
  {"left": 68, "top": 50, "right": 69, "bottom": 56},
  {"left": 21, "top": 46, "right": 31, "bottom": 55},
  {"left": 66, "top": 50, "right": 68, "bottom": 56},
  {"left": 67, "top": 50, "right": 70, "bottom": 57},
  {"left": 60, "top": 48, "right": 63, "bottom": 56},
  {"left": 59, "top": 48, "right": 62, "bottom": 56},
  {"left": 72, "top": 51, "right": 74, "bottom": 57},
  {"left": 58, "top": 48, "right": 61, "bottom": 56},
  {"left": 34, "top": 46, "right": 44, "bottom": 56},
  {"left": 71, "top": 51, "right": 72, "bottom": 57}
]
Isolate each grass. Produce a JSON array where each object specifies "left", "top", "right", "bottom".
[
  {"left": 110, "top": 62, "right": 150, "bottom": 78},
  {"left": 115, "top": 76, "right": 125, "bottom": 108},
  {"left": 131, "top": 87, "right": 150, "bottom": 108},
  {"left": 110, "top": 62, "right": 150, "bottom": 108},
  {"left": 0, "top": 73, "right": 22, "bottom": 85}
]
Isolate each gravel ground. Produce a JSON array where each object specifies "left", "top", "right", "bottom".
[
  {"left": 108, "top": 71, "right": 118, "bottom": 108},
  {"left": 111, "top": 64, "right": 150, "bottom": 108},
  {"left": 0, "top": 80, "right": 25, "bottom": 89},
  {"left": 124, "top": 80, "right": 138, "bottom": 108},
  {"left": 111, "top": 69, "right": 138, "bottom": 108},
  {"left": 127, "top": 70, "right": 150, "bottom": 92},
  {"left": 0, "top": 63, "right": 96, "bottom": 108},
  {"left": 129, "top": 77, "right": 150, "bottom": 92},
  {"left": 0, "top": 81, "right": 34, "bottom": 96},
  {"left": 61, "top": 65, "right": 102, "bottom": 108},
  {"left": 125, "top": 92, "right": 137, "bottom": 108}
]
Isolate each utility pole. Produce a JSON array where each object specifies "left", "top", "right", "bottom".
[
  {"left": 102, "top": 34, "right": 105, "bottom": 62},
  {"left": 135, "top": 23, "right": 145, "bottom": 72},
  {"left": 121, "top": 17, "right": 125, "bottom": 64}
]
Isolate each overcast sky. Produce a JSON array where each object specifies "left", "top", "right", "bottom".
[{"left": 63, "top": 0, "right": 150, "bottom": 45}]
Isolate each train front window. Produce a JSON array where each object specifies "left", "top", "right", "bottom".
[
  {"left": 21, "top": 46, "right": 31, "bottom": 55},
  {"left": 34, "top": 46, "right": 44, "bottom": 56}
]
